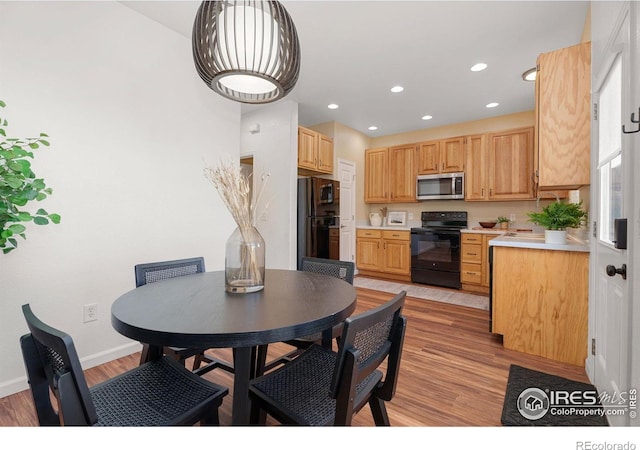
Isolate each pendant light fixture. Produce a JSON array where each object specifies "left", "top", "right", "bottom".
[{"left": 192, "top": 1, "right": 301, "bottom": 104}]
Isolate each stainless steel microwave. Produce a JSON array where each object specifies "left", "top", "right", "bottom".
[{"left": 416, "top": 172, "right": 464, "bottom": 200}]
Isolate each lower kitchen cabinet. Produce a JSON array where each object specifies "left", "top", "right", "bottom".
[
  {"left": 461, "top": 232, "right": 497, "bottom": 294},
  {"left": 356, "top": 228, "right": 411, "bottom": 282},
  {"left": 491, "top": 246, "right": 588, "bottom": 366},
  {"left": 329, "top": 228, "right": 339, "bottom": 260}
]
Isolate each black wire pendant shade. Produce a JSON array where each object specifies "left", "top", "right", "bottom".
[{"left": 192, "top": 1, "right": 301, "bottom": 104}]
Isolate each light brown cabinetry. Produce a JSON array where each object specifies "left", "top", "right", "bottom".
[
  {"left": 297, "top": 126, "right": 333, "bottom": 174},
  {"left": 416, "top": 137, "right": 465, "bottom": 175},
  {"left": 535, "top": 41, "right": 591, "bottom": 191},
  {"left": 491, "top": 246, "right": 588, "bottom": 366},
  {"left": 356, "top": 229, "right": 411, "bottom": 281},
  {"left": 465, "top": 127, "right": 535, "bottom": 201},
  {"left": 329, "top": 228, "right": 339, "bottom": 260},
  {"left": 464, "top": 134, "right": 488, "bottom": 201},
  {"left": 364, "top": 146, "right": 417, "bottom": 203},
  {"left": 460, "top": 232, "right": 496, "bottom": 294}
]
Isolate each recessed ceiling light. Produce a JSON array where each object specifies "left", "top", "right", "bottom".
[
  {"left": 368, "top": 126, "right": 378, "bottom": 131},
  {"left": 470, "top": 63, "right": 488, "bottom": 72},
  {"left": 327, "top": 103, "right": 339, "bottom": 109},
  {"left": 421, "top": 115, "right": 433, "bottom": 121},
  {"left": 486, "top": 102, "right": 499, "bottom": 108},
  {"left": 390, "top": 86, "right": 404, "bottom": 93},
  {"left": 522, "top": 67, "right": 537, "bottom": 81}
]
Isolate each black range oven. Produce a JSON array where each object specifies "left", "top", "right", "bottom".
[{"left": 410, "top": 211, "right": 468, "bottom": 290}]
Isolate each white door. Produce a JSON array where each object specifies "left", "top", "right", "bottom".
[
  {"left": 337, "top": 159, "right": 356, "bottom": 264},
  {"left": 589, "top": 2, "right": 638, "bottom": 427}
]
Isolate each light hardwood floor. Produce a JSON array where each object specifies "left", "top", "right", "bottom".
[{"left": 0, "top": 287, "right": 590, "bottom": 427}]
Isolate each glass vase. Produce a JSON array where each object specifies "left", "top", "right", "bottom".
[{"left": 225, "top": 225, "right": 265, "bottom": 293}]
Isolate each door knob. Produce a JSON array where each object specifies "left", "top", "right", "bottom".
[{"left": 606, "top": 264, "right": 627, "bottom": 280}]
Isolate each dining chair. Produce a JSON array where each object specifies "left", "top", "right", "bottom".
[
  {"left": 20, "top": 304, "right": 228, "bottom": 426},
  {"left": 249, "top": 290, "right": 407, "bottom": 426},
  {"left": 134, "top": 257, "right": 233, "bottom": 376},
  {"left": 255, "top": 257, "right": 355, "bottom": 376}
]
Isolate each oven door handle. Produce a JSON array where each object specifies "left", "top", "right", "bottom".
[{"left": 411, "top": 230, "right": 461, "bottom": 236}]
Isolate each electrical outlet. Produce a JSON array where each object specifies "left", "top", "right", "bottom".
[
  {"left": 509, "top": 213, "right": 516, "bottom": 222},
  {"left": 408, "top": 212, "right": 414, "bottom": 220},
  {"left": 83, "top": 303, "right": 98, "bottom": 323}
]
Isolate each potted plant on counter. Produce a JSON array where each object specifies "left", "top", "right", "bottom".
[
  {"left": 497, "top": 216, "right": 511, "bottom": 230},
  {"left": 527, "top": 200, "right": 587, "bottom": 244}
]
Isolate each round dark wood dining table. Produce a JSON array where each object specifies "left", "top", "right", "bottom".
[{"left": 111, "top": 269, "right": 357, "bottom": 425}]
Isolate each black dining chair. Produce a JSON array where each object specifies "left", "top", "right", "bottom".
[
  {"left": 249, "top": 290, "right": 407, "bottom": 426},
  {"left": 134, "top": 257, "right": 234, "bottom": 376},
  {"left": 19, "top": 304, "right": 228, "bottom": 426},
  {"left": 255, "top": 257, "right": 355, "bottom": 375}
]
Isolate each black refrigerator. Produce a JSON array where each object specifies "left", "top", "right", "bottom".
[{"left": 297, "top": 177, "right": 340, "bottom": 269}]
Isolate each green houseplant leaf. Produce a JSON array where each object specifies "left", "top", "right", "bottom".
[
  {"left": 0, "top": 100, "right": 60, "bottom": 254},
  {"left": 527, "top": 201, "right": 587, "bottom": 230}
]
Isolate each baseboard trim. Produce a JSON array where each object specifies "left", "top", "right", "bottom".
[{"left": 0, "top": 341, "right": 141, "bottom": 399}]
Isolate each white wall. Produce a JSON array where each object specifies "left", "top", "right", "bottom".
[
  {"left": 240, "top": 101, "right": 299, "bottom": 270},
  {"left": 0, "top": 1, "right": 240, "bottom": 397}
]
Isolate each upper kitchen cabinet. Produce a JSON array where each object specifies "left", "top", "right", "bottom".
[
  {"left": 535, "top": 41, "right": 591, "bottom": 190},
  {"left": 297, "top": 126, "right": 334, "bottom": 175},
  {"left": 465, "top": 127, "right": 535, "bottom": 201},
  {"left": 465, "top": 134, "right": 488, "bottom": 200},
  {"left": 416, "top": 136, "right": 465, "bottom": 175},
  {"left": 489, "top": 127, "right": 535, "bottom": 200},
  {"left": 365, "top": 145, "right": 417, "bottom": 203}
]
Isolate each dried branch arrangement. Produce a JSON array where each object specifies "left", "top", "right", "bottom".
[
  {"left": 203, "top": 157, "right": 269, "bottom": 229},
  {"left": 204, "top": 157, "right": 270, "bottom": 291}
]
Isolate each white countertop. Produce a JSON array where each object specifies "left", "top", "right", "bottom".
[
  {"left": 462, "top": 228, "right": 507, "bottom": 235},
  {"left": 357, "top": 225, "right": 412, "bottom": 231},
  {"left": 489, "top": 233, "right": 589, "bottom": 252}
]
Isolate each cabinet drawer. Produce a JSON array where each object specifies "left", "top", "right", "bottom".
[
  {"left": 462, "top": 244, "right": 482, "bottom": 263},
  {"left": 461, "top": 263, "right": 482, "bottom": 284},
  {"left": 382, "top": 230, "right": 410, "bottom": 241},
  {"left": 357, "top": 229, "right": 382, "bottom": 238},
  {"left": 329, "top": 228, "right": 339, "bottom": 237},
  {"left": 461, "top": 233, "right": 483, "bottom": 244}
]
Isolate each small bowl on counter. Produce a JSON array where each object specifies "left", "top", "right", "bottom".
[{"left": 478, "top": 221, "right": 497, "bottom": 229}]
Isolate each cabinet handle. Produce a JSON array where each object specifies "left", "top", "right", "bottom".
[
  {"left": 481, "top": 188, "right": 484, "bottom": 197},
  {"left": 466, "top": 272, "right": 476, "bottom": 275},
  {"left": 468, "top": 253, "right": 477, "bottom": 256}
]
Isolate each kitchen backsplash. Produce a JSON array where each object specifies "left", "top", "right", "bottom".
[{"left": 364, "top": 187, "right": 590, "bottom": 234}]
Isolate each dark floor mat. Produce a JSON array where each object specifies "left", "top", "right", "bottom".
[{"left": 501, "top": 364, "right": 609, "bottom": 426}]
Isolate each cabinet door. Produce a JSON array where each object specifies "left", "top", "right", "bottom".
[
  {"left": 317, "top": 135, "right": 334, "bottom": 173},
  {"left": 329, "top": 228, "right": 339, "bottom": 260},
  {"left": 382, "top": 239, "right": 410, "bottom": 275},
  {"left": 481, "top": 234, "right": 497, "bottom": 287},
  {"left": 440, "top": 136, "right": 465, "bottom": 173},
  {"left": 298, "top": 127, "right": 317, "bottom": 171},
  {"left": 416, "top": 140, "right": 439, "bottom": 175},
  {"left": 364, "top": 148, "right": 389, "bottom": 203},
  {"left": 488, "top": 127, "right": 535, "bottom": 200},
  {"left": 356, "top": 237, "right": 381, "bottom": 271},
  {"left": 464, "top": 134, "right": 487, "bottom": 201},
  {"left": 389, "top": 144, "right": 417, "bottom": 202},
  {"left": 536, "top": 42, "right": 591, "bottom": 189}
]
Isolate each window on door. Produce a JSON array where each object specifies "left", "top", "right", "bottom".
[{"left": 597, "top": 54, "right": 623, "bottom": 245}]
